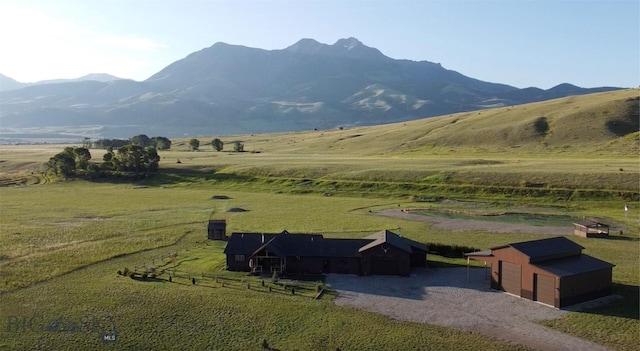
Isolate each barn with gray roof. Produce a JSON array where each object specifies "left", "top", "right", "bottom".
[
  {"left": 466, "top": 236, "right": 614, "bottom": 308},
  {"left": 223, "top": 230, "right": 428, "bottom": 276}
]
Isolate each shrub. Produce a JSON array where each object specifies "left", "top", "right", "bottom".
[{"left": 426, "top": 243, "right": 480, "bottom": 258}]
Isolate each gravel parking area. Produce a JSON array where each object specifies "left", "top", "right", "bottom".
[
  {"left": 376, "top": 209, "right": 573, "bottom": 235},
  {"left": 326, "top": 268, "right": 612, "bottom": 351}
]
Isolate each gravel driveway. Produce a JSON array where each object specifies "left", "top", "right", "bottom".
[{"left": 326, "top": 267, "right": 612, "bottom": 351}]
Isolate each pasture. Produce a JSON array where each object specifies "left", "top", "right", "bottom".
[
  {"left": 0, "top": 90, "right": 638, "bottom": 350},
  {"left": 0, "top": 148, "right": 638, "bottom": 350}
]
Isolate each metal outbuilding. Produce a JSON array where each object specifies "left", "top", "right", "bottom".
[{"left": 466, "top": 237, "right": 614, "bottom": 308}]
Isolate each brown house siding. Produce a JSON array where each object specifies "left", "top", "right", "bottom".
[
  {"left": 360, "top": 245, "right": 411, "bottom": 276},
  {"left": 227, "top": 255, "right": 250, "bottom": 272},
  {"left": 264, "top": 256, "right": 362, "bottom": 275},
  {"left": 558, "top": 269, "right": 612, "bottom": 308},
  {"left": 410, "top": 250, "right": 428, "bottom": 267},
  {"left": 488, "top": 247, "right": 528, "bottom": 292},
  {"left": 327, "top": 257, "right": 361, "bottom": 274},
  {"left": 286, "top": 256, "right": 323, "bottom": 274}
]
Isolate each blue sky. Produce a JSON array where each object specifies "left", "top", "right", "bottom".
[{"left": 0, "top": 0, "right": 638, "bottom": 89}]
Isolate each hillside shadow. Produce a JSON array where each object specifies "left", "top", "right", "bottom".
[
  {"left": 88, "top": 168, "right": 255, "bottom": 186},
  {"left": 606, "top": 99, "right": 639, "bottom": 136}
]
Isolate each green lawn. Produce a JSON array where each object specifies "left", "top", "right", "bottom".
[
  {"left": 0, "top": 123, "right": 638, "bottom": 351},
  {"left": 0, "top": 217, "right": 532, "bottom": 351}
]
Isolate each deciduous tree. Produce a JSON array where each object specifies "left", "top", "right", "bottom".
[
  {"left": 211, "top": 138, "right": 223, "bottom": 151},
  {"left": 189, "top": 138, "right": 200, "bottom": 151},
  {"left": 152, "top": 136, "right": 172, "bottom": 150},
  {"left": 46, "top": 147, "right": 92, "bottom": 177},
  {"left": 233, "top": 141, "right": 244, "bottom": 152}
]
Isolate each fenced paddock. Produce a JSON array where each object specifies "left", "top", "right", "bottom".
[{"left": 130, "top": 254, "right": 330, "bottom": 299}]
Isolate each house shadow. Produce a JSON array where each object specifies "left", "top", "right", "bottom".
[
  {"left": 325, "top": 266, "right": 494, "bottom": 301},
  {"left": 129, "top": 276, "right": 166, "bottom": 283},
  {"left": 600, "top": 235, "right": 638, "bottom": 242},
  {"left": 565, "top": 282, "right": 639, "bottom": 320}
]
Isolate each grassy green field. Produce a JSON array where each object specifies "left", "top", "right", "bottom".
[{"left": 0, "top": 90, "right": 638, "bottom": 350}]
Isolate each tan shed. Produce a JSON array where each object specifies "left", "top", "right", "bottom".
[{"left": 573, "top": 220, "right": 609, "bottom": 238}]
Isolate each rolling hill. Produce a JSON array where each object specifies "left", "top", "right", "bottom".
[{"left": 187, "top": 89, "right": 639, "bottom": 156}]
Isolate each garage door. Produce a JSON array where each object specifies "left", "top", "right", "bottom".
[
  {"left": 535, "top": 274, "right": 555, "bottom": 306},
  {"left": 500, "top": 261, "right": 521, "bottom": 296},
  {"left": 371, "top": 256, "right": 399, "bottom": 275}
]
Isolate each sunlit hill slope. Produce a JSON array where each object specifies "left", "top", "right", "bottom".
[{"left": 201, "top": 89, "right": 638, "bottom": 156}]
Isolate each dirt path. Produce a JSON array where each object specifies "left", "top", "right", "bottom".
[
  {"left": 377, "top": 209, "right": 573, "bottom": 235},
  {"left": 327, "top": 268, "right": 613, "bottom": 351}
]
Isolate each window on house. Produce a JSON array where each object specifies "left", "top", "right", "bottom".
[{"left": 234, "top": 255, "right": 245, "bottom": 262}]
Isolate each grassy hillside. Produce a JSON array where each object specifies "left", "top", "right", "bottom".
[{"left": 174, "top": 88, "right": 638, "bottom": 156}]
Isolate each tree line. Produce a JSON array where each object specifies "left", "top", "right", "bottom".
[
  {"left": 92, "top": 135, "right": 172, "bottom": 150},
  {"left": 47, "top": 135, "right": 246, "bottom": 178},
  {"left": 46, "top": 135, "right": 167, "bottom": 178},
  {"left": 188, "top": 138, "right": 243, "bottom": 152}
]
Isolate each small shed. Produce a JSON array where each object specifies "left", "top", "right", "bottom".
[
  {"left": 466, "top": 237, "right": 614, "bottom": 308},
  {"left": 207, "top": 219, "right": 227, "bottom": 240},
  {"left": 573, "top": 220, "right": 609, "bottom": 238}
]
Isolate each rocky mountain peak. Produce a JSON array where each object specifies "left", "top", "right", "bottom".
[{"left": 283, "top": 37, "right": 388, "bottom": 60}]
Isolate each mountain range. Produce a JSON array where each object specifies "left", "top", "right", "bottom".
[
  {"left": 0, "top": 73, "right": 122, "bottom": 91},
  {"left": 0, "top": 37, "right": 622, "bottom": 142}
]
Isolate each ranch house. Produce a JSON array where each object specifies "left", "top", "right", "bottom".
[
  {"left": 223, "top": 230, "right": 428, "bottom": 276},
  {"left": 466, "top": 236, "right": 614, "bottom": 308}
]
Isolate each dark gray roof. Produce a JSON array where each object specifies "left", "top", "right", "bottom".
[
  {"left": 227, "top": 230, "right": 429, "bottom": 259},
  {"left": 224, "top": 232, "right": 321, "bottom": 255},
  {"left": 533, "top": 254, "right": 615, "bottom": 277},
  {"left": 494, "top": 237, "right": 584, "bottom": 262},
  {"left": 465, "top": 250, "right": 492, "bottom": 257},
  {"left": 359, "top": 230, "right": 428, "bottom": 253},
  {"left": 252, "top": 233, "right": 326, "bottom": 258},
  {"left": 320, "top": 239, "right": 374, "bottom": 257}
]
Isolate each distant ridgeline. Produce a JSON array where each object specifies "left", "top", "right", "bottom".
[{"left": 0, "top": 38, "right": 624, "bottom": 139}]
